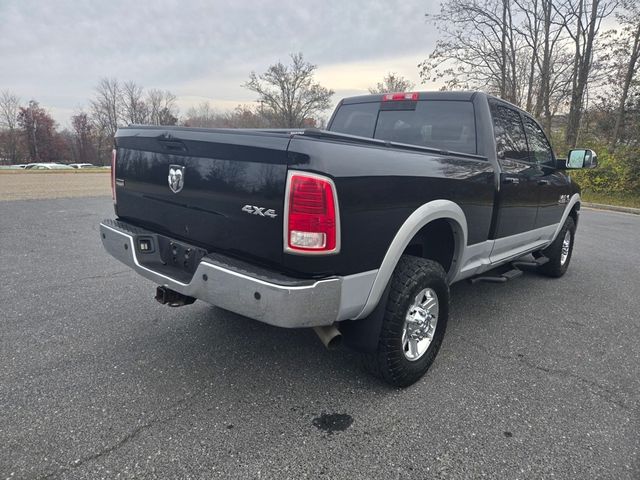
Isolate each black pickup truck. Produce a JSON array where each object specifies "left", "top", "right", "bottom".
[{"left": 100, "top": 91, "right": 596, "bottom": 387}]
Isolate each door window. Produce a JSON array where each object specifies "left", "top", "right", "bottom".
[
  {"left": 523, "top": 117, "right": 554, "bottom": 167},
  {"left": 491, "top": 104, "right": 529, "bottom": 162}
]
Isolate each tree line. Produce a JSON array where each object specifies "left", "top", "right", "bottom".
[
  {"left": 0, "top": 54, "right": 338, "bottom": 166},
  {"left": 0, "top": 61, "right": 413, "bottom": 167},
  {"left": 0, "top": 83, "right": 180, "bottom": 166}
]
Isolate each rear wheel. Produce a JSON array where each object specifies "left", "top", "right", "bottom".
[
  {"left": 536, "top": 216, "right": 576, "bottom": 278},
  {"left": 362, "top": 255, "right": 449, "bottom": 387}
]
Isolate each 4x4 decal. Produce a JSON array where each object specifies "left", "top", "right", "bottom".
[{"left": 242, "top": 204, "right": 277, "bottom": 218}]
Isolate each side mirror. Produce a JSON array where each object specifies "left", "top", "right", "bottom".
[{"left": 563, "top": 149, "right": 598, "bottom": 169}]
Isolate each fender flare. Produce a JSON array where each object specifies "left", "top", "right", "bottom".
[
  {"left": 551, "top": 193, "right": 581, "bottom": 242},
  {"left": 353, "top": 200, "right": 468, "bottom": 320}
]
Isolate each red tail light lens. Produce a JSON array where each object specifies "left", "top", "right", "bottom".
[
  {"left": 382, "top": 92, "right": 419, "bottom": 101},
  {"left": 285, "top": 172, "right": 339, "bottom": 254},
  {"left": 111, "top": 148, "right": 117, "bottom": 203}
]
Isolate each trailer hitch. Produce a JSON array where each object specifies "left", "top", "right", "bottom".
[{"left": 155, "top": 286, "right": 196, "bottom": 307}]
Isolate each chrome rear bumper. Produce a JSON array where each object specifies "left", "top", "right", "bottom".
[{"left": 99, "top": 220, "right": 376, "bottom": 328}]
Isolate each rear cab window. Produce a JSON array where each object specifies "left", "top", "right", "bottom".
[{"left": 329, "top": 100, "right": 477, "bottom": 155}]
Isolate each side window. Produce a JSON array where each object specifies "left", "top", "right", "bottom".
[
  {"left": 523, "top": 117, "right": 554, "bottom": 167},
  {"left": 329, "top": 103, "right": 378, "bottom": 138},
  {"left": 490, "top": 104, "right": 529, "bottom": 162}
]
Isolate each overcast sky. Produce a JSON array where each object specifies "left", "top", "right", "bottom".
[{"left": 0, "top": 0, "right": 440, "bottom": 128}]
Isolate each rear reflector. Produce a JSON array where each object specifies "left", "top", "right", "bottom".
[
  {"left": 111, "top": 148, "right": 117, "bottom": 203},
  {"left": 382, "top": 92, "right": 419, "bottom": 101},
  {"left": 285, "top": 172, "right": 340, "bottom": 254}
]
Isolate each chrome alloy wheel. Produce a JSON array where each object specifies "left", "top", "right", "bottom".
[
  {"left": 560, "top": 229, "right": 571, "bottom": 265},
  {"left": 401, "top": 288, "right": 439, "bottom": 361}
]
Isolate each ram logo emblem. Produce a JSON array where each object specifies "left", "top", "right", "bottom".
[
  {"left": 242, "top": 205, "right": 277, "bottom": 218},
  {"left": 168, "top": 165, "right": 185, "bottom": 194}
]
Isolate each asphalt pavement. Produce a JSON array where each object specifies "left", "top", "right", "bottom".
[{"left": 1, "top": 197, "right": 638, "bottom": 479}]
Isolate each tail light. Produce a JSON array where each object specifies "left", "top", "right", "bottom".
[
  {"left": 382, "top": 92, "right": 419, "bottom": 101},
  {"left": 284, "top": 171, "right": 340, "bottom": 254},
  {"left": 111, "top": 148, "right": 117, "bottom": 203}
]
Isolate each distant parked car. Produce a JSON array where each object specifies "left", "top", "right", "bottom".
[
  {"left": 0, "top": 164, "right": 27, "bottom": 170},
  {"left": 69, "top": 163, "right": 95, "bottom": 169},
  {"left": 24, "top": 163, "right": 74, "bottom": 170}
]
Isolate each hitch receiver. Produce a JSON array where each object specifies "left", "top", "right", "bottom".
[{"left": 155, "top": 286, "right": 196, "bottom": 307}]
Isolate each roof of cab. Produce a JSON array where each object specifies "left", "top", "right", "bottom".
[{"left": 340, "top": 91, "right": 480, "bottom": 105}]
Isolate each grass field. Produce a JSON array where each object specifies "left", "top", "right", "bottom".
[{"left": 581, "top": 191, "right": 640, "bottom": 209}]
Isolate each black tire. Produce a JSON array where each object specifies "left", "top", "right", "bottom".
[
  {"left": 362, "top": 255, "right": 449, "bottom": 387},
  {"left": 537, "top": 216, "right": 576, "bottom": 278}
]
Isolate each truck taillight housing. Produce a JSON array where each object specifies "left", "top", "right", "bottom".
[
  {"left": 284, "top": 172, "right": 340, "bottom": 254},
  {"left": 111, "top": 148, "right": 117, "bottom": 203}
]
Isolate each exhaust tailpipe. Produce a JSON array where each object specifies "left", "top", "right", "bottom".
[{"left": 313, "top": 325, "right": 342, "bottom": 349}]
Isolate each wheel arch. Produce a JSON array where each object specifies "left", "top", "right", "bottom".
[{"left": 353, "top": 200, "right": 467, "bottom": 320}]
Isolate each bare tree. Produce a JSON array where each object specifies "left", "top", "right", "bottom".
[
  {"left": 368, "top": 72, "right": 416, "bottom": 94},
  {"left": 17, "top": 100, "right": 62, "bottom": 162},
  {"left": 90, "top": 78, "right": 122, "bottom": 140},
  {"left": 224, "top": 105, "right": 269, "bottom": 128},
  {"left": 147, "top": 89, "right": 178, "bottom": 126},
  {"left": 0, "top": 90, "right": 21, "bottom": 163},
  {"left": 555, "top": 0, "right": 618, "bottom": 146},
  {"left": 608, "top": 0, "right": 640, "bottom": 148},
  {"left": 183, "top": 102, "right": 271, "bottom": 128},
  {"left": 121, "top": 81, "right": 148, "bottom": 125},
  {"left": 183, "top": 101, "right": 222, "bottom": 128},
  {"left": 513, "top": 0, "right": 573, "bottom": 131},
  {"left": 71, "top": 111, "right": 97, "bottom": 163},
  {"left": 243, "top": 53, "right": 334, "bottom": 128},
  {"left": 419, "top": 0, "right": 522, "bottom": 104}
]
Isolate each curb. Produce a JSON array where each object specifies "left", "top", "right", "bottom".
[{"left": 583, "top": 202, "right": 640, "bottom": 215}]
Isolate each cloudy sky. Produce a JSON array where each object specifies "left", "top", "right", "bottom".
[{"left": 0, "top": 0, "right": 440, "bottom": 127}]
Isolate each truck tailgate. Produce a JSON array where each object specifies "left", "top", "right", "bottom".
[{"left": 114, "top": 127, "right": 291, "bottom": 266}]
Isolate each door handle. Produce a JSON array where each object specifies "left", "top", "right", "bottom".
[
  {"left": 503, "top": 176, "right": 520, "bottom": 185},
  {"left": 537, "top": 179, "right": 550, "bottom": 185}
]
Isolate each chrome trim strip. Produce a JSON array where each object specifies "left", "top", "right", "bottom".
[
  {"left": 282, "top": 170, "right": 342, "bottom": 256},
  {"left": 354, "top": 200, "right": 468, "bottom": 320}
]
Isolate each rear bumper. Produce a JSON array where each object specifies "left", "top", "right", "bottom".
[{"left": 99, "top": 220, "right": 376, "bottom": 328}]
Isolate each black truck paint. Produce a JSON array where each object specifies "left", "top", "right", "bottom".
[{"left": 101, "top": 90, "right": 593, "bottom": 386}]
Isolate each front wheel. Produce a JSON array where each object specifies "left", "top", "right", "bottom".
[
  {"left": 362, "top": 256, "right": 449, "bottom": 387},
  {"left": 537, "top": 216, "right": 576, "bottom": 278}
]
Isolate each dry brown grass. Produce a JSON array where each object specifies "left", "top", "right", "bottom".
[{"left": 0, "top": 170, "right": 111, "bottom": 201}]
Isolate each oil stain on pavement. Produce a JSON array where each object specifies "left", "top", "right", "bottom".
[{"left": 312, "top": 413, "right": 354, "bottom": 435}]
